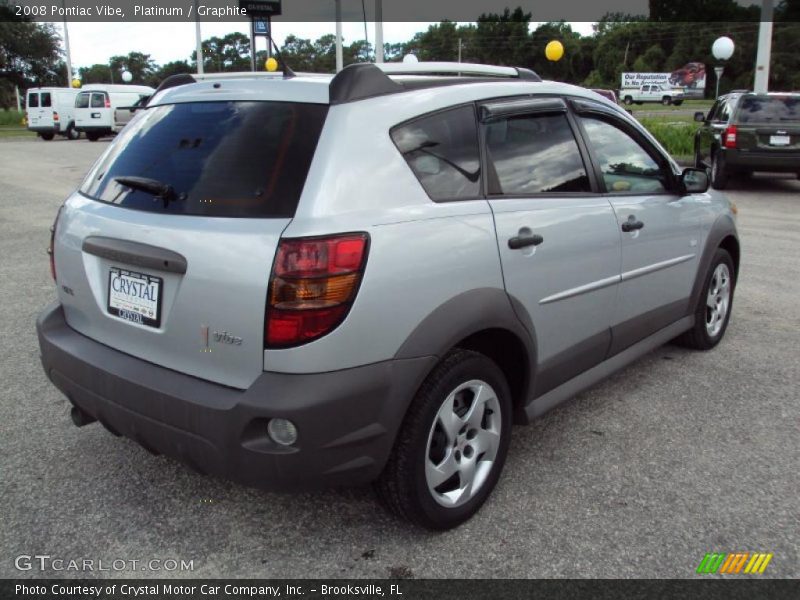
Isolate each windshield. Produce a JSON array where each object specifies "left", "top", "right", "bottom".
[
  {"left": 80, "top": 101, "right": 328, "bottom": 218},
  {"left": 738, "top": 96, "right": 800, "bottom": 123}
]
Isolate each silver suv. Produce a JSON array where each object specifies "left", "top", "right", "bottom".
[{"left": 37, "top": 62, "right": 740, "bottom": 530}]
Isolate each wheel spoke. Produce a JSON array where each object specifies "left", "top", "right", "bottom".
[
  {"left": 426, "top": 450, "right": 459, "bottom": 488},
  {"left": 457, "top": 458, "right": 477, "bottom": 497},
  {"left": 706, "top": 290, "right": 717, "bottom": 309},
  {"left": 437, "top": 394, "right": 464, "bottom": 443},
  {"left": 463, "top": 384, "right": 492, "bottom": 430},
  {"left": 473, "top": 428, "right": 500, "bottom": 457}
]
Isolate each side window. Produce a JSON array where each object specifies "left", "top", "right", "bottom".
[
  {"left": 40, "top": 92, "right": 51, "bottom": 108},
  {"left": 706, "top": 101, "right": 721, "bottom": 122},
  {"left": 76, "top": 93, "right": 90, "bottom": 109},
  {"left": 716, "top": 100, "right": 732, "bottom": 123},
  {"left": 485, "top": 112, "right": 591, "bottom": 195},
  {"left": 28, "top": 93, "right": 39, "bottom": 108},
  {"left": 391, "top": 105, "right": 481, "bottom": 201},
  {"left": 91, "top": 93, "right": 106, "bottom": 108},
  {"left": 580, "top": 117, "right": 668, "bottom": 194}
]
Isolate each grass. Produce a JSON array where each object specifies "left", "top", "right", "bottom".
[
  {"left": 626, "top": 99, "right": 713, "bottom": 113},
  {"left": 0, "top": 110, "right": 25, "bottom": 127},
  {"left": 638, "top": 116, "right": 697, "bottom": 161},
  {"left": 0, "top": 129, "right": 35, "bottom": 138}
]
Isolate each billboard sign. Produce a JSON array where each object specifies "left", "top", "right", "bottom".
[{"left": 622, "top": 63, "right": 706, "bottom": 95}]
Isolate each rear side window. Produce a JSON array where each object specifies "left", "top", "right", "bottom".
[
  {"left": 76, "top": 93, "right": 90, "bottom": 108},
  {"left": 80, "top": 101, "right": 328, "bottom": 218},
  {"left": 485, "top": 113, "right": 590, "bottom": 195},
  {"left": 738, "top": 96, "right": 800, "bottom": 123},
  {"left": 28, "top": 93, "right": 38, "bottom": 108},
  {"left": 91, "top": 93, "right": 106, "bottom": 108},
  {"left": 391, "top": 105, "right": 481, "bottom": 201},
  {"left": 40, "top": 92, "right": 51, "bottom": 108}
]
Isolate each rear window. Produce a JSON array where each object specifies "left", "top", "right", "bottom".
[
  {"left": 41, "top": 92, "right": 51, "bottom": 108},
  {"left": 28, "top": 93, "right": 38, "bottom": 108},
  {"left": 738, "top": 96, "right": 800, "bottom": 123},
  {"left": 76, "top": 93, "right": 90, "bottom": 109},
  {"left": 80, "top": 101, "right": 328, "bottom": 218},
  {"left": 91, "top": 93, "right": 106, "bottom": 108}
]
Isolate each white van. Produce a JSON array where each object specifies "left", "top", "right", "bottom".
[
  {"left": 74, "top": 85, "right": 154, "bottom": 141},
  {"left": 26, "top": 87, "right": 81, "bottom": 140}
]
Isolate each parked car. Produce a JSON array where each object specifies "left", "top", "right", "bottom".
[
  {"left": 620, "top": 84, "right": 685, "bottom": 106},
  {"left": 74, "top": 84, "right": 154, "bottom": 141},
  {"left": 694, "top": 91, "right": 800, "bottom": 189},
  {"left": 25, "top": 87, "right": 80, "bottom": 140},
  {"left": 113, "top": 94, "right": 151, "bottom": 131},
  {"left": 591, "top": 88, "right": 618, "bottom": 104},
  {"left": 37, "top": 63, "right": 740, "bottom": 530}
]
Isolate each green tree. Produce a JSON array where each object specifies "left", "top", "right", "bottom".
[
  {"left": 149, "top": 60, "right": 192, "bottom": 87},
  {"left": 110, "top": 51, "right": 156, "bottom": 84}
]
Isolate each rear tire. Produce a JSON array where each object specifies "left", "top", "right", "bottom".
[
  {"left": 86, "top": 132, "right": 100, "bottom": 142},
  {"left": 624, "top": 96, "right": 633, "bottom": 105},
  {"left": 39, "top": 132, "right": 54, "bottom": 141},
  {"left": 675, "top": 249, "right": 735, "bottom": 350},
  {"left": 710, "top": 152, "right": 729, "bottom": 190},
  {"left": 674, "top": 100, "right": 684, "bottom": 106},
  {"left": 375, "top": 349, "right": 512, "bottom": 530}
]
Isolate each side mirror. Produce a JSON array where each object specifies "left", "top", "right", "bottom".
[
  {"left": 681, "top": 168, "right": 709, "bottom": 194},
  {"left": 694, "top": 111, "right": 706, "bottom": 122}
]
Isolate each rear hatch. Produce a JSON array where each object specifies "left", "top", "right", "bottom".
[
  {"left": 54, "top": 100, "right": 328, "bottom": 388},
  {"left": 736, "top": 95, "right": 800, "bottom": 151},
  {"left": 75, "top": 91, "right": 112, "bottom": 128},
  {"left": 27, "top": 91, "right": 55, "bottom": 128}
]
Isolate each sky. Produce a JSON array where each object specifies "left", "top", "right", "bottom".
[{"left": 62, "top": 21, "right": 597, "bottom": 69}]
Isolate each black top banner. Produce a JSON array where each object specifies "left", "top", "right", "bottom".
[
  {"left": 3, "top": 579, "right": 799, "bottom": 600},
  {"left": 0, "top": 0, "right": 784, "bottom": 22}
]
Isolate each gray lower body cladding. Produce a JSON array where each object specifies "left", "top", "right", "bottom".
[
  {"left": 37, "top": 303, "right": 435, "bottom": 490},
  {"left": 723, "top": 148, "right": 800, "bottom": 172}
]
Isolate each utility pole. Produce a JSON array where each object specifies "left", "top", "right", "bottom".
[
  {"left": 15, "top": 86, "right": 21, "bottom": 112},
  {"left": 62, "top": 13, "right": 73, "bottom": 84},
  {"left": 374, "top": 0, "right": 384, "bottom": 63},
  {"left": 195, "top": 0, "right": 204, "bottom": 74},
  {"left": 458, "top": 38, "right": 462, "bottom": 63},
  {"left": 335, "top": 0, "right": 343, "bottom": 72},
  {"left": 754, "top": 0, "right": 773, "bottom": 93}
]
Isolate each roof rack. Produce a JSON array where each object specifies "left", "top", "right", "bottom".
[{"left": 330, "top": 62, "right": 542, "bottom": 105}]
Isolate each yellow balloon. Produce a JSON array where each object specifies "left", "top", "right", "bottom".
[
  {"left": 265, "top": 57, "right": 278, "bottom": 72},
  {"left": 545, "top": 40, "right": 564, "bottom": 62},
  {"left": 71, "top": 78, "right": 82, "bottom": 88}
]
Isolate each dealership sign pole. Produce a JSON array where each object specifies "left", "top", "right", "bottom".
[{"left": 239, "top": 1, "right": 283, "bottom": 71}]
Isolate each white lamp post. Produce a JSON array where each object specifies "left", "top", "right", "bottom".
[{"left": 712, "top": 36, "right": 735, "bottom": 98}]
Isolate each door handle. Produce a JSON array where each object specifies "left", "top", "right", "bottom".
[
  {"left": 508, "top": 233, "right": 544, "bottom": 250},
  {"left": 621, "top": 217, "right": 644, "bottom": 233}
]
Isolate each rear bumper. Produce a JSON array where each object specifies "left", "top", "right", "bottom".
[
  {"left": 724, "top": 149, "right": 800, "bottom": 172},
  {"left": 74, "top": 126, "right": 111, "bottom": 134},
  {"left": 36, "top": 302, "right": 435, "bottom": 490},
  {"left": 28, "top": 125, "right": 59, "bottom": 134}
]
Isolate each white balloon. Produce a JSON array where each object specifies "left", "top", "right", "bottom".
[
  {"left": 402, "top": 53, "right": 419, "bottom": 63},
  {"left": 712, "top": 37, "right": 735, "bottom": 61},
  {"left": 121, "top": 70, "right": 133, "bottom": 83}
]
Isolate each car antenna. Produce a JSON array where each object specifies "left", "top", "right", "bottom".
[{"left": 265, "top": 34, "right": 296, "bottom": 79}]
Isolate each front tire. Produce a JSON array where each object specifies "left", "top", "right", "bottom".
[
  {"left": 66, "top": 125, "right": 79, "bottom": 140},
  {"left": 624, "top": 96, "right": 633, "bottom": 105},
  {"left": 710, "top": 152, "right": 729, "bottom": 190},
  {"left": 662, "top": 96, "right": 672, "bottom": 106},
  {"left": 675, "top": 249, "right": 735, "bottom": 350},
  {"left": 375, "top": 349, "right": 512, "bottom": 530}
]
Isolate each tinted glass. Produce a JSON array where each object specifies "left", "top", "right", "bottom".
[
  {"left": 391, "top": 105, "right": 481, "bottom": 201},
  {"left": 28, "top": 93, "right": 38, "bottom": 108},
  {"left": 717, "top": 99, "right": 732, "bottom": 122},
  {"left": 80, "top": 101, "right": 328, "bottom": 218},
  {"left": 486, "top": 113, "right": 590, "bottom": 194},
  {"left": 581, "top": 118, "right": 668, "bottom": 194},
  {"left": 738, "top": 96, "right": 800, "bottom": 123},
  {"left": 75, "top": 92, "right": 90, "bottom": 109},
  {"left": 40, "top": 92, "right": 51, "bottom": 107},
  {"left": 91, "top": 93, "right": 106, "bottom": 108}
]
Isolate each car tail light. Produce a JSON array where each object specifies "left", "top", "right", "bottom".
[
  {"left": 53, "top": 111, "right": 59, "bottom": 122},
  {"left": 104, "top": 96, "right": 110, "bottom": 108},
  {"left": 48, "top": 206, "right": 64, "bottom": 282},
  {"left": 723, "top": 125, "right": 737, "bottom": 149},
  {"left": 265, "top": 233, "right": 369, "bottom": 348}
]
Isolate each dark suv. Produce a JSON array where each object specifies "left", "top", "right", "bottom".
[{"left": 694, "top": 92, "right": 800, "bottom": 189}]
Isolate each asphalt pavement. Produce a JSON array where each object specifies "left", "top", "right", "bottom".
[{"left": 0, "top": 137, "right": 798, "bottom": 579}]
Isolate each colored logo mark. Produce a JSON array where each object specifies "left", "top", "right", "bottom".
[{"left": 696, "top": 552, "right": 773, "bottom": 574}]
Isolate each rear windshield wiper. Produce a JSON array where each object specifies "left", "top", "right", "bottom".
[{"left": 115, "top": 176, "right": 182, "bottom": 207}]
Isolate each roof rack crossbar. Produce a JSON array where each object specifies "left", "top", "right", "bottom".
[{"left": 330, "top": 62, "right": 542, "bottom": 105}]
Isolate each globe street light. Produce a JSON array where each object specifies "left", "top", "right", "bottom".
[
  {"left": 121, "top": 70, "right": 133, "bottom": 83},
  {"left": 712, "top": 36, "right": 735, "bottom": 98}
]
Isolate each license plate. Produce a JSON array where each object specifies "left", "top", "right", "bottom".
[
  {"left": 107, "top": 268, "right": 162, "bottom": 328},
  {"left": 770, "top": 135, "right": 790, "bottom": 146}
]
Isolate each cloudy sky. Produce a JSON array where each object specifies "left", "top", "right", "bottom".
[{"left": 62, "top": 21, "right": 597, "bottom": 68}]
